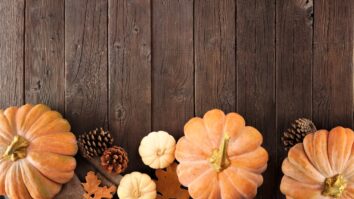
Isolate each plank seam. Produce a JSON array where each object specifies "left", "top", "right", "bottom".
[
  {"left": 274, "top": 0, "right": 278, "bottom": 198},
  {"left": 150, "top": 0, "right": 154, "bottom": 131},
  {"left": 235, "top": 0, "right": 237, "bottom": 113},
  {"left": 193, "top": 0, "right": 196, "bottom": 117},
  {"left": 23, "top": 0, "right": 26, "bottom": 104},
  {"left": 107, "top": 0, "right": 109, "bottom": 130},
  {"left": 64, "top": 0, "right": 66, "bottom": 116},
  {"left": 311, "top": 0, "right": 314, "bottom": 121}
]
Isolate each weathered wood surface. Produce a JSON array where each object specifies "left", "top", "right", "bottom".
[
  {"left": 65, "top": 0, "right": 108, "bottom": 180},
  {"left": 237, "top": 0, "right": 275, "bottom": 198},
  {"left": 152, "top": 0, "right": 194, "bottom": 140},
  {"left": 0, "top": 0, "right": 24, "bottom": 108},
  {"left": 25, "top": 0, "right": 65, "bottom": 113},
  {"left": 194, "top": 0, "right": 236, "bottom": 115},
  {"left": 0, "top": 0, "right": 353, "bottom": 198},
  {"left": 275, "top": 0, "right": 313, "bottom": 197},
  {"left": 313, "top": 0, "right": 353, "bottom": 129},
  {"left": 108, "top": 0, "right": 152, "bottom": 173}
]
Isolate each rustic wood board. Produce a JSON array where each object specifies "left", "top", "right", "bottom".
[
  {"left": 313, "top": 0, "right": 353, "bottom": 128},
  {"left": 237, "top": 0, "right": 275, "bottom": 198},
  {"left": 25, "top": 0, "right": 65, "bottom": 113},
  {"left": 195, "top": 0, "right": 236, "bottom": 115},
  {"left": 152, "top": 0, "right": 194, "bottom": 140},
  {"left": 0, "top": 0, "right": 353, "bottom": 198},
  {"left": 108, "top": 0, "right": 152, "bottom": 173},
  {"left": 275, "top": 0, "right": 313, "bottom": 197},
  {"left": 0, "top": 0, "right": 24, "bottom": 108},
  {"left": 65, "top": 0, "right": 108, "bottom": 179}
]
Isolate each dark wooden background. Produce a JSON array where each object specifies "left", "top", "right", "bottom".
[{"left": 0, "top": 0, "right": 353, "bottom": 198}]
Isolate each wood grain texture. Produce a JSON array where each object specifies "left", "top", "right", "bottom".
[
  {"left": 65, "top": 0, "right": 108, "bottom": 179},
  {"left": 25, "top": 0, "right": 65, "bottom": 112},
  {"left": 276, "top": 0, "right": 313, "bottom": 198},
  {"left": 0, "top": 1, "right": 353, "bottom": 198},
  {"left": 108, "top": 0, "right": 151, "bottom": 173},
  {"left": 236, "top": 0, "right": 275, "bottom": 198},
  {"left": 152, "top": 0, "right": 194, "bottom": 138},
  {"left": 313, "top": 0, "right": 353, "bottom": 129},
  {"left": 0, "top": 0, "right": 24, "bottom": 108},
  {"left": 65, "top": 0, "right": 108, "bottom": 132},
  {"left": 194, "top": 0, "right": 236, "bottom": 115}
]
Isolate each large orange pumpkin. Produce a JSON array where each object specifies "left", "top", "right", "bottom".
[
  {"left": 0, "top": 104, "right": 78, "bottom": 199},
  {"left": 175, "top": 109, "right": 268, "bottom": 199},
  {"left": 281, "top": 127, "right": 354, "bottom": 199}
]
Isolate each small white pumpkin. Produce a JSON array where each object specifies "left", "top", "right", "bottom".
[
  {"left": 117, "top": 172, "right": 156, "bottom": 199},
  {"left": 139, "top": 131, "right": 176, "bottom": 169}
]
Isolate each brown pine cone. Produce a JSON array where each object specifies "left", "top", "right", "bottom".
[
  {"left": 282, "top": 118, "right": 317, "bottom": 151},
  {"left": 78, "top": 128, "right": 114, "bottom": 159},
  {"left": 100, "top": 146, "right": 128, "bottom": 175}
]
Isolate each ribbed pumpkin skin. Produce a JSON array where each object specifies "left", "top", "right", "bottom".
[
  {"left": 175, "top": 109, "right": 269, "bottom": 199},
  {"left": 280, "top": 127, "right": 354, "bottom": 199},
  {"left": 139, "top": 131, "right": 176, "bottom": 169},
  {"left": 0, "top": 104, "right": 78, "bottom": 199},
  {"left": 118, "top": 172, "right": 157, "bottom": 199}
]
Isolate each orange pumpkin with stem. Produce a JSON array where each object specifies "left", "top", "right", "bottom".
[
  {"left": 281, "top": 127, "right": 354, "bottom": 199},
  {"left": 0, "top": 104, "right": 78, "bottom": 199},
  {"left": 175, "top": 109, "right": 268, "bottom": 199}
]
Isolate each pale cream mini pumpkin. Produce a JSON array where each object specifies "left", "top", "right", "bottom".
[
  {"left": 139, "top": 131, "right": 176, "bottom": 169},
  {"left": 117, "top": 172, "right": 156, "bottom": 199}
]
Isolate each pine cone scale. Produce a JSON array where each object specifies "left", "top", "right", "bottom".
[
  {"left": 282, "top": 118, "right": 317, "bottom": 151},
  {"left": 100, "top": 146, "right": 128, "bottom": 175},
  {"left": 78, "top": 128, "right": 114, "bottom": 159}
]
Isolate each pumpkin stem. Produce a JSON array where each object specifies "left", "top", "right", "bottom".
[
  {"left": 209, "top": 133, "right": 230, "bottom": 172},
  {"left": 2, "top": 135, "right": 29, "bottom": 161},
  {"left": 322, "top": 174, "right": 347, "bottom": 198}
]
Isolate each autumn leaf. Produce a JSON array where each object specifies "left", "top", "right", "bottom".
[
  {"left": 82, "top": 171, "right": 117, "bottom": 199},
  {"left": 92, "top": 186, "right": 117, "bottom": 199},
  {"left": 155, "top": 162, "right": 190, "bottom": 199},
  {"left": 82, "top": 171, "right": 101, "bottom": 195}
]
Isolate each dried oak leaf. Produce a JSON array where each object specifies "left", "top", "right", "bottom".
[
  {"left": 82, "top": 171, "right": 117, "bottom": 199},
  {"left": 155, "top": 162, "right": 190, "bottom": 199}
]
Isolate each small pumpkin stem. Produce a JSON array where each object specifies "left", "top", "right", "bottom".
[
  {"left": 2, "top": 135, "right": 29, "bottom": 161},
  {"left": 209, "top": 133, "right": 230, "bottom": 172},
  {"left": 156, "top": 148, "right": 165, "bottom": 156},
  {"left": 322, "top": 174, "right": 347, "bottom": 198},
  {"left": 132, "top": 189, "right": 141, "bottom": 197}
]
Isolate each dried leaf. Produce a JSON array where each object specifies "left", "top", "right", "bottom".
[
  {"left": 155, "top": 162, "right": 190, "bottom": 199},
  {"left": 82, "top": 172, "right": 101, "bottom": 195},
  {"left": 82, "top": 171, "right": 117, "bottom": 199},
  {"left": 92, "top": 186, "right": 117, "bottom": 199}
]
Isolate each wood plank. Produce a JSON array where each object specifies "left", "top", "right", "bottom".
[
  {"left": 108, "top": 0, "right": 151, "bottom": 173},
  {"left": 152, "top": 0, "right": 194, "bottom": 139},
  {"left": 0, "top": 0, "right": 24, "bottom": 108},
  {"left": 236, "top": 0, "right": 275, "bottom": 198},
  {"left": 65, "top": 0, "right": 108, "bottom": 178},
  {"left": 194, "top": 0, "right": 236, "bottom": 115},
  {"left": 25, "top": 0, "right": 65, "bottom": 112},
  {"left": 276, "top": 0, "right": 313, "bottom": 198},
  {"left": 313, "top": 0, "right": 353, "bottom": 129}
]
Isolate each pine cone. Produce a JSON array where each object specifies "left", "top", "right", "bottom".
[
  {"left": 282, "top": 118, "right": 317, "bottom": 151},
  {"left": 100, "top": 146, "right": 128, "bottom": 175},
  {"left": 78, "top": 128, "right": 114, "bottom": 159}
]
